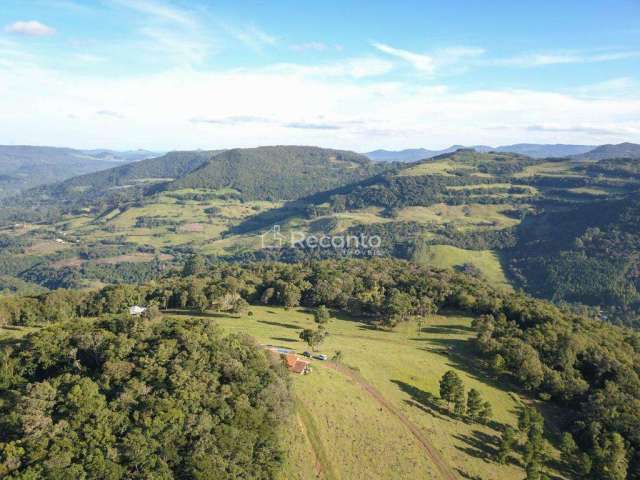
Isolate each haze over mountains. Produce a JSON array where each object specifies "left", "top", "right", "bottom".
[
  {"left": 0, "top": 146, "right": 160, "bottom": 198},
  {"left": 365, "top": 143, "right": 599, "bottom": 162}
]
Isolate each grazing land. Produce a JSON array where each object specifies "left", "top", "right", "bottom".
[{"left": 179, "top": 305, "right": 562, "bottom": 480}]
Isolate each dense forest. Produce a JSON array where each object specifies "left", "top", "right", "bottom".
[
  {"left": 0, "top": 312, "right": 291, "bottom": 478},
  {"left": 1, "top": 258, "right": 640, "bottom": 478}
]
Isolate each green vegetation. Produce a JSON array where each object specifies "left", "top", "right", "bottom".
[
  {"left": 1, "top": 257, "right": 639, "bottom": 478},
  {"left": 0, "top": 315, "right": 291, "bottom": 479},
  {"left": 3, "top": 146, "right": 640, "bottom": 327}
]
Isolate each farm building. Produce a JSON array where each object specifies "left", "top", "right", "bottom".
[
  {"left": 284, "top": 353, "right": 311, "bottom": 375},
  {"left": 263, "top": 346, "right": 311, "bottom": 374},
  {"left": 129, "top": 305, "right": 147, "bottom": 316}
]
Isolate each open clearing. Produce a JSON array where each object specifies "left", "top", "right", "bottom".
[
  {"left": 177, "top": 305, "right": 562, "bottom": 480},
  {"left": 412, "top": 244, "right": 512, "bottom": 290}
]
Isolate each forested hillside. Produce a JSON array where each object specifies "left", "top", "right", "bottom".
[
  {"left": 507, "top": 193, "right": 640, "bottom": 323},
  {"left": 167, "top": 146, "right": 386, "bottom": 201},
  {"left": 1, "top": 258, "right": 639, "bottom": 478}
]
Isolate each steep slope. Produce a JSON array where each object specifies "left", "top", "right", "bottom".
[
  {"left": 506, "top": 193, "right": 640, "bottom": 322},
  {"left": 0, "top": 145, "right": 144, "bottom": 197},
  {"left": 572, "top": 142, "right": 640, "bottom": 160},
  {"left": 167, "top": 145, "right": 387, "bottom": 201}
]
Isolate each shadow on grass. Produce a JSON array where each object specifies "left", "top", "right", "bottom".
[
  {"left": 455, "top": 469, "right": 483, "bottom": 480},
  {"left": 163, "top": 309, "right": 233, "bottom": 319},
  {"left": 453, "top": 430, "right": 500, "bottom": 462},
  {"left": 419, "top": 337, "right": 517, "bottom": 397},
  {"left": 258, "top": 320, "right": 301, "bottom": 330},
  {"left": 270, "top": 336, "right": 297, "bottom": 343},
  {"left": 391, "top": 379, "right": 454, "bottom": 422},
  {"left": 420, "top": 323, "right": 475, "bottom": 335}
]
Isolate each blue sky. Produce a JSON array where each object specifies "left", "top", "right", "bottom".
[{"left": 0, "top": 0, "right": 639, "bottom": 150}]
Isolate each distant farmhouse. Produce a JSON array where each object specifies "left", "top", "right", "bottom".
[{"left": 129, "top": 305, "right": 147, "bottom": 316}]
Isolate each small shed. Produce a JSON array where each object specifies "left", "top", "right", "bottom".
[{"left": 129, "top": 305, "right": 147, "bottom": 316}]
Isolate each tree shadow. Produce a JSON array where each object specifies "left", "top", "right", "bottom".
[
  {"left": 258, "top": 320, "right": 301, "bottom": 330},
  {"left": 391, "top": 379, "right": 454, "bottom": 421},
  {"left": 453, "top": 430, "right": 500, "bottom": 462},
  {"left": 163, "top": 309, "right": 231, "bottom": 319},
  {"left": 455, "top": 469, "right": 483, "bottom": 480},
  {"left": 270, "top": 336, "right": 297, "bottom": 343},
  {"left": 421, "top": 338, "right": 516, "bottom": 396},
  {"left": 420, "top": 324, "right": 475, "bottom": 335}
]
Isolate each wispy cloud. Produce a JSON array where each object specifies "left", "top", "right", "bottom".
[
  {"left": 96, "top": 110, "right": 125, "bottom": 119},
  {"left": 526, "top": 124, "right": 627, "bottom": 136},
  {"left": 110, "top": 0, "right": 195, "bottom": 26},
  {"left": 494, "top": 50, "right": 640, "bottom": 67},
  {"left": 372, "top": 43, "right": 485, "bottom": 75},
  {"left": 285, "top": 122, "right": 342, "bottom": 130},
  {"left": 222, "top": 24, "right": 277, "bottom": 51},
  {"left": 5, "top": 20, "right": 56, "bottom": 37},
  {"left": 138, "top": 27, "right": 212, "bottom": 64},
  {"left": 271, "top": 57, "right": 393, "bottom": 79},
  {"left": 290, "top": 42, "right": 329, "bottom": 52},
  {"left": 373, "top": 42, "right": 435, "bottom": 73},
  {"left": 191, "top": 115, "right": 273, "bottom": 125}
]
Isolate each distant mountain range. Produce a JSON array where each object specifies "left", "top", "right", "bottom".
[
  {"left": 365, "top": 143, "right": 598, "bottom": 162},
  {"left": 570, "top": 142, "right": 640, "bottom": 161},
  {"left": 0, "top": 146, "right": 160, "bottom": 198}
]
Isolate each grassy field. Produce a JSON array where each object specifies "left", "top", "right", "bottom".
[
  {"left": 395, "top": 204, "right": 522, "bottom": 231},
  {"left": 177, "top": 305, "right": 562, "bottom": 480},
  {"left": 412, "top": 244, "right": 512, "bottom": 290}
]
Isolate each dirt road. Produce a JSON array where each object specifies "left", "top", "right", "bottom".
[{"left": 322, "top": 361, "right": 459, "bottom": 480}]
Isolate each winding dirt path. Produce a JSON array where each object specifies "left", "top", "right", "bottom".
[{"left": 321, "top": 361, "right": 459, "bottom": 480}]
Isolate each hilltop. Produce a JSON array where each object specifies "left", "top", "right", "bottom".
[
  {"left": 166, "top": 145, "right": 386, "bottom": 201},
  {"left": 571, "top": 142, "right": 640, "bottom": 161}
]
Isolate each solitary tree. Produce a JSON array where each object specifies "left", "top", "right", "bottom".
[
  {"left": 497, "top": 426, "right": 516, "bottom": 464},
  {"left": 439, "top": 370, "right": 464, "bottom": 413},
  {"left": 466, "top": 389, "right": 483, "bottom": 422},
  {"left": 478, "top": 401, "right": 493, "bottom": 425},
  {"left": 314, "top": 305, "right": 330, "bottom": 326},
  {"left": 299, "top": 327, "right": 327, "bottom": 352}
]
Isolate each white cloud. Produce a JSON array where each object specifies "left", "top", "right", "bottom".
[
  {"left": 4, "top": 20, "right": 56, "bottom": 37},
  {"left": 373, "top": 42, "right": 435, "bottom": 73}
]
